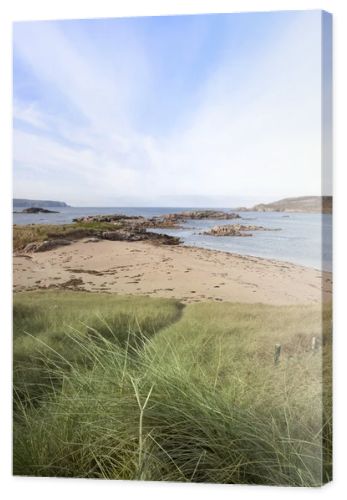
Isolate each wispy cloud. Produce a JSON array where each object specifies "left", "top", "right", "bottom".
[{"left": 13, "top": 12, "right": 323, "bottom": 206}]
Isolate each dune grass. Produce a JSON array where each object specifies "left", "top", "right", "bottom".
[
  {"left": 13, "top": 221, "right": 122, "bottom": 251},
  {"left": 13, "top": 291, "right": 332, "bottom": 485},
  {"left": 13, "top": 292, "right": 183, "bottom": 406}
]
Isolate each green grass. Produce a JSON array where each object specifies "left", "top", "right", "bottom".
[
  {"left": 13, "top": 292, "right": 183, "bottom": 406},
  {"left": 13, "top": 221, "right": 122, "bottom": 251},
  {"left": 13, "top": 291, "right": 332, "bottom": 485}
]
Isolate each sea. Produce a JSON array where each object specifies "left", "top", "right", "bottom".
[{"left": 13, "top": 207, "right": 332, "bottom": 272}]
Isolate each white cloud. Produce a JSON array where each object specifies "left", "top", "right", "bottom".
[
  {"left": 13, "top": 102, "right": 48, "bottom": 130},
  {"left": 13, "top": 13, "right": 324, "bottom": 206}
]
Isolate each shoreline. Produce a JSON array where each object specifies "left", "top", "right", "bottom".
[
  {"left": 181, "top": 242, "right": 328, "bottom": 274},
  {"left": 13, "top": 209, "right": 331, "bottom": 272},
  {"left": 13, "top": 238, "right": 332, "bottom": 305}
]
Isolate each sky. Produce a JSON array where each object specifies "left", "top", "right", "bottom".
[{"left": 13, "top": 11, "right": 331, "bottom": 207}]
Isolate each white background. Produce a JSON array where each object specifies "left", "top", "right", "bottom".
[{"left": 1, "top": 1, "right": 346, "bottom": 498}]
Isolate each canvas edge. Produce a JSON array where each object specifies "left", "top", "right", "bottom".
[{"left": 321, "top": 9, "right": 333, "bottom": 486}]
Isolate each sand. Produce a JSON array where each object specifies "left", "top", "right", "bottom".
[{"left": 13, "top": 239, "right": 332, "bottom": 305}]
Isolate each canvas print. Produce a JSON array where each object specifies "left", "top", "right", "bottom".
[{"left": 13, "top": 11, "right": 332, "bottom": 486}]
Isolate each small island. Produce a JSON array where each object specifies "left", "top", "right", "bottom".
[{"left": 17, "top": 207, "right": 60, "bottom": 214}]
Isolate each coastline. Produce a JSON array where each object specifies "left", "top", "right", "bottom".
[
  {"left": 13, "top": 208, "right": 331, "bottom": 271},
  {"left": 13, "top": 238, "right": 332, "bottom": 305}
]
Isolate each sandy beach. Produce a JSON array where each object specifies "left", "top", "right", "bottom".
[{"left": 13, "top": 239, "right": 332, "bottom": 305}]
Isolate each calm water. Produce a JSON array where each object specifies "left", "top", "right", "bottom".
[{"left": 13, "top": 207, "right": 332, "bottom": 271}]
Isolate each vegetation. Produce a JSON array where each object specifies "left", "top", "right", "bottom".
[
  {"left": 13, "top": 291, "right": 332, "bottom": 485},
  {"left": 13, "top": 221, "right": 122, "bottom": 251}
]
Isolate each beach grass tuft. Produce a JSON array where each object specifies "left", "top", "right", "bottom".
[{"left": 13, "top": 291, "right": 332, "bottom": 485}]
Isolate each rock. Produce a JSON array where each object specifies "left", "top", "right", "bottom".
[
  {"left": 146, "top": 232, "right": 181, "bottom": 246},
  {"left": 73, "top": 214, "right": 145, "bottom": 223},
  {"left": 21, "top": 207, "right": 59, "bottom": 214},
  {"left": 83, "top": 238, "right": 101, "bottom": 243},
  {"left": 203, "top": 224, "right": 280, "bottom": 237},
  {"left": 22, "top": 242, "right": 39, "bottom": 253},
  {"left": 72, "top": 213, "right": 183, "bottom": 230},
  {"left": 101, "top": 230, "right": 141, "bottom": 241},
  {"left": 35, "top": 239, "right": 72, "bottom": 252},
  {"left": 23, "top": 239, "right": 72, "bottom": 253},
  {"left": 204, "top": 224, "right": 253, "bottom": 237},
  {"left": 101, "top": 230, "right": 180, "bottom": 245},
  {"left": 162, "top": 210, "right": 241, "bottom": 222},
  {"left": 141, "top": 217, "right": 183, "bottom": 229}
]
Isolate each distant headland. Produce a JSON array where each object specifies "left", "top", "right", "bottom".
[
  {"left": 236, "top": 196, "right": 332, "bottom": 214},
  {"left": 13, "top": 198, "right": 70, "bottom": 208}
]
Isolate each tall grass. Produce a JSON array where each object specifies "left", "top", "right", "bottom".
[
  {"left": 13, "top": 291, "right": 332, "bottom": 485},
  {"left": 13, "top": 292, "right": 183, "bottom": 410}
]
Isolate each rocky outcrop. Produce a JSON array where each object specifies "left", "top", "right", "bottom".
[
  {"left": 142, "top": 217, "right": 182, "bottom": 229},
  {"left": 20, "top": 207, "right": 59, "bottom": 214},
  {"left": 23, "top": 239, "right": 72, "bottom": 253},
  {"left": 203, "top": 224, "right": 281, "bottom": 237},
  {"left": 73, "top": 214, "right": 144, "bottom": 223},
  {"left": 102, "top": 230, "right": 144, "bottom": 242},
  {"left": 163, "top": 210, "right": 241, "bottom": 222},
  {"left": 19, "top": 226, "right": 180, "bottom": 254},
  {"left": 72, "top": 210, "right": 240, "bottom": 229},
  {"left": 101, "top": 230, "right": 180, "bottom": 245},
  {"left": 73, "top": 214, "right": 182, "bottom": 229}
]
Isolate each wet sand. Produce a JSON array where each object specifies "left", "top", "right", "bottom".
[{"left": 13, "top": 239, "right": 332, "bottom": 304}]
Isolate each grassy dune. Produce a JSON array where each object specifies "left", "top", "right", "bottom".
[
  {"left": 13, "top": 291, "right": 332, "bottom": 485},
  {"left": 13, "top": 221, "right": 121, "bottom": 251}
]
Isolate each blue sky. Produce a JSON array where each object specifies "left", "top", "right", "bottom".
[{"left": 13, "top": 11, "right": 329, "bottom": 206}]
